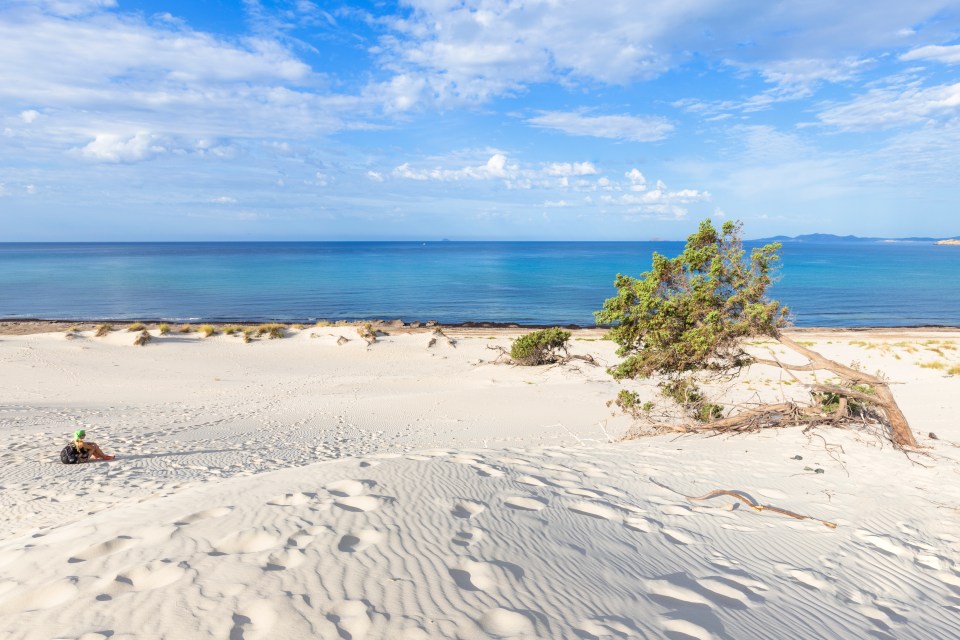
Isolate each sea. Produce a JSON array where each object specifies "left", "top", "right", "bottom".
[{"left": 1, "top": 241, "right": 958, "bottom": 327}]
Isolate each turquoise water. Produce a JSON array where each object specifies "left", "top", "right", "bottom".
[{"left": 0, "top": 242, "right": 958, "bottom": 327}]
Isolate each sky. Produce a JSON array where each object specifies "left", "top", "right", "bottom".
[{"left": 1, "top": 0, "right": 959, "bottom": 241}]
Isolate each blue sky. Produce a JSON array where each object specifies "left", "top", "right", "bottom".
[{"left": 1, "top": 0, "right": 959, "bottom": 241}]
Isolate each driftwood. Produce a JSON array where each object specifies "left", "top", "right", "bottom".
[
  {"left": 644, "top": 334, "right": 917, "bottom": 449},
  {"left": 486, "top": 344, "right": 597, "bottom": 368},
  {"left": 758, "top": 334, "right": 915, "bottom": 448},
  {"left": 428, "top": 328, "right": 456, "bottom": 349}
]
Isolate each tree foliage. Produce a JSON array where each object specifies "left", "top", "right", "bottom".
[
  {"left": 596, "top": 219, "right": 788, "bottom": 381},
  {"left": 510, "top": 327, "right": 571, "bottom": 365},
  {"left": 596, "top": 218, "right": 917, "bottom": 448}
]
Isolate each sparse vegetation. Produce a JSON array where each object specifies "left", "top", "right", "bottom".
[
  {"left": 133, "top": 330, "right": 151, "bottom": 346},
  {"left": 127, "top": 322, "right": 146, "bottom": 332},
  {"left": 918, "top": 360, "right": 947, "bottom": 370},
  {"left": 221, "top": 325, "right": 243, "bottom": 335},
  {"left": 158, "top": 323, "right": 170, "bottom": 335},
  {"left": 178, "top": 323, "right": 192, "bottom": 333},
  {"left": 357, "top": 322, "right": 376, "bottom": 343},
  {"left": 948, "top": 364, "right": 960, "bottom": 376},
  {"left": 257, "top": 323, "right": 286, "bottom": 339},
  {"left": 315, "top": 320, "right": 331, "bottom": 327},
  {"left": 95, "top": 324, "right": 112, "bottom": 337},
  {"left": 199, "top": 324, "right": 217, "bottom": 337},
  {"left": 242, "top": 328, "right": 256, "bottom": 343},
  {"left": 509, "top": 327, "right": 571, "bottom": 365}
]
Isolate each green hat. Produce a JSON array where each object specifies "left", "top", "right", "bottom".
[{"left": 74, "top": 429, "right": 86, "bottom": 439}]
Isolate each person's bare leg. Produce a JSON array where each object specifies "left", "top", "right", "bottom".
[{"left": 85, "top": 442, "right": 107, "bottom": 459}]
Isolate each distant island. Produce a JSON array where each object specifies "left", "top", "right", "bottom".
[{"left": 755, "top": 233, "right": 960, "bottom": 244}]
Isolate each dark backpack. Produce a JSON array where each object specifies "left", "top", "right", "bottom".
[{"left": 60, "top": 444, "right": 81, "bottom": 464}]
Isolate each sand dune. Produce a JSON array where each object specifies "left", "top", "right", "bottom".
[{"left": 1, "top": 327, "right": 959, "bottom": 638}]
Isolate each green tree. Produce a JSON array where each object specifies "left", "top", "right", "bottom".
[{"left": 596, "top": 219, "right": 917, "bottom": 448}]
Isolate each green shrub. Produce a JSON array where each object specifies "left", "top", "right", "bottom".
[
  {"left": 510, "top": 327, "right": 571, "bottom": 365},
  {"left": 661, "top": 378, "right": 723, "bottom": 422}
]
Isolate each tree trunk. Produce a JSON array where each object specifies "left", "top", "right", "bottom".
[{"left": 768, "top": 334, "right": 917, "bottom": 448}]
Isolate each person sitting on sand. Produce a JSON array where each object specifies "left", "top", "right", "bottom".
[{"left": 73, "top": 429, "right": 114, "bottom": 461}]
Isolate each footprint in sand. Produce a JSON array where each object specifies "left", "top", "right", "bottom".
[
  {"left": 266, "top": 547, "right": 306, "bottom": 571},
  {"left": 453, "top": 527, "right": 485, "bottom": 547},
  {"left": 646, "top": 578, "right": 713, "bottom": 608},
  {"left": 452, "top": 500, "right": 487, "bottom": 519},
  {"left": 697, "top": 576, "right": 762, "bottom": 607},
  {"left": 213, "top": 528, "right": 283, "bottom": 555},
  {"left": 328, "top": 600, "right": 373, "bottom": 640},
  {"left": 661, "top": 618, "right": 714, "bottom": 640},
  {"left": 566, "top": 488, "right": 606, "bottom": 499},
  {"left": 776, "top": 564, "right": 831, "bottom": 591},
  {"left": 504, "top": 496, "right": 548, "bottom": 512},
  {"left": 477, "top": 608, "right": 535, "bottom": 638},
  {"left": 69, "top": 535, "right": 137, "bottom": 563},
  {"left": 516, "top": 475, "right": 548, "bottom": 487},
  {"left": 853, "top": 529, "right": 910, "bottom": 557},
  {"left": 337, "top": 529, "right": 386, "bottom": 553},
  {"left": 334, "top": 495, "right": 382, "bottom": 512},
  {"left": 0, "top": 578, "right": 78, "bottom": 614},
  {"left": 116, "top": 560, "right": 188, "bottom": 591},
  {"left": 326, "top": 479, "right": 375, "bottom": 497},
  {"left": 661, "top": 528, "right": 698, "bottom": 545},
  {"left": 568, "top": 500, "right": 621, "bottom": 522},
  {"left": 174, "top": 506, "right": 233, "bottom": 526},
  {"left": 230, "top": 601, "right": 278, "bottom": 640},
  {"left": 267, "top": 492, "right": 313, "bottom": 506},
  {"left": 624, "top": 516, "right": 656, "bottom": 533},
  {"left": 576, "top": 615, "right": 640, "bottom": 638},
  {"left": 449, "top": 559, "right": 497, "bottom": 592}
]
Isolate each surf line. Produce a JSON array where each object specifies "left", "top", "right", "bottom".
[{"left": 650, "top": 478, "right": 838, "bottom": 529}]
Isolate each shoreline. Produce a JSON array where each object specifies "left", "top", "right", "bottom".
[{"left": 3, "top": 318, "right": 960, "bottom": 336}]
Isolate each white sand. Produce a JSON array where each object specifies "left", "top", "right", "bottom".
[{"left": 1, "top": 327, "right": 959, "bottom": 639}]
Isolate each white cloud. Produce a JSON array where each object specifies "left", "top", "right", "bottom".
[
  {"left": 367, "top": 171, "right": 384, "bottom": 182},
  {"left": 526, "top": 111, "right": 672, "bottom": 142},
  {"left": 79, "top": 132, "right": 166, "bottom": 162},
  {"left": 211, "top": 196, "right": 237, "bottom": 204},
  {"left": 544, "top": 162, "right": 597, "bottom": 177},
  {"left": 0, "top": 6, "right": 347, "bottom": 152},
  {"left": 818, "top": 81, "right": 960, "bottom": 130},
  {"left": 19, "top": 109, "right": 39, "bottom": 123},
  {"left": 544, "top": 200, "right": 571, "bottom": 207},
  {"left": 901, "top": 44, "right": 960, "bottom": 65},
  {"left": 625, "top": 169, "right": 647, "bottom": 191},
  {"left": 25, "top": 184, "right": 37, "bottom": 194},
  {"left": 310, "top": 172, "right": 330, "bottom": 187},
  {"left": 377, "top": 1, "right": 957, "bottom": 109},
  {"left": 393, "top": 153, "right": 516, "bottom": 181}
]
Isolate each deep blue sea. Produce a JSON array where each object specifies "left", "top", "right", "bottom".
[{"left": 1, "top": 242, "right": 958, "bottom": 327}]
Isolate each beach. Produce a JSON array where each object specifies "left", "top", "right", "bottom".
[{"left": 1, "top": 324, "right": 959, "bottom": 639}]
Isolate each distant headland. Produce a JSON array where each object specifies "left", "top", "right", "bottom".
[{"left": 755, "top": 233, "right": 960, "bottom": 244}]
